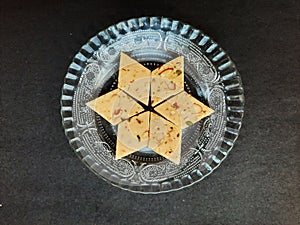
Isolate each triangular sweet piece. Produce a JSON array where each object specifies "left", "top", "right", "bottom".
[
  {"left": 155, "top": 92, "right": 214, "bottom": 129},
  {"left": 116, "top": 111, "right": 150, "bottom": 159},
  {"left": 150, "top": 56, "right": 184, "bottom": 106},
  {"left": 118, "top": 52, "right": 151, "bottom": 105},
  {"left": 86, "top": 89, "right": 144, "bottom": 126},
  {"left": 148, "top": 112, "right": 182, "bottom": 164}
]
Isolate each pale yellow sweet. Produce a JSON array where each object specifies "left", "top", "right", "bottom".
[
  {"left": 116, "top": 111, "right": 150, "bottom": 159},
  {"left": 118, "top": 52, "right": 151, "bottom": 105},
  {"left": 86, "top": 89, "right": 144, "bottom": 126},
  {"left": 148, "top": 112, "right": 181, "bottom": 165},
  {"left": 150, "top": 56, "right": 184, "bottom": 106},
  {"left": 155, "top": 91, "right": 214, "bottom": 129}
]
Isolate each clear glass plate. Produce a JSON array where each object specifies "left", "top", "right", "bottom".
[{"left": 61, "top": 17, "right": 244, "bottom": 194}]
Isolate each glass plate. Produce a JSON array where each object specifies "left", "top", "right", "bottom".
[{"left": 61, "top": 17, "right": 244, "bottom": 194}]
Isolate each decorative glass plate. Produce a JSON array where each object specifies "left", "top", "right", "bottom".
[{"left": 61, "top": 17, "right": 244, "bottom": 194}]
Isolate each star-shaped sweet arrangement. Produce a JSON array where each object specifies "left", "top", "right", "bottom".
[{"left": 86, "top": 52, "right": 214, "bottom": 164}]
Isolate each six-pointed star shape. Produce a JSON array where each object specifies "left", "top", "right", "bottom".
[{"left": 86, "top": 52, "right": 214, "bottom": 164}]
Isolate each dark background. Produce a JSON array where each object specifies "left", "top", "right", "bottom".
[{"left": 1, "top": 0, "right": 299, "bottom": 224}]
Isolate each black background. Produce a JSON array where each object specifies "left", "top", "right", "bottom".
[{"left": 1, "top": 0, "right": 299, "bottom": 224}]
